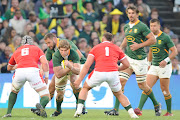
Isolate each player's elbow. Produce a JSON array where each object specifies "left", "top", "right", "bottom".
[
  {"left": 124, "top": 61, "right": 130, "bottom": 69},
  {"left": 7, "top": 65, "right": 11, "bottom": 71}
]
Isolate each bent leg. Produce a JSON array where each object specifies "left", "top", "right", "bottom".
[
  {"left": 138, "top": 74, "right": 158, "bottom": 110},
  {"left": 49, "top": 74, "right": 55, "bottom": 100}
]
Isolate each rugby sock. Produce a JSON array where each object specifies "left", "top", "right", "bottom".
[
  {"left": 124, "top": 104, "right": 132, "bottom": 111},
  {"left": 114, "top": 89, "right": 124, "bottom": 111},
  {"left": 73, "top": 88, "right": 81, "bottom": 104},
  {"left": 164, "top": 94, "right": 172, "bottom": 113},
  {"left": 146, "top": 88, "right": 159, "bottom": 106},
  {"left": 138, "top": 91, "right": 148, "bottom": 110},
  {"left": 7, "top": 92, "right": 17, "bottom": 114},
  {"left": 56, "top": 99, "right": 63, "bottom": 112},
  {"left": 114, "top": 98, "right": 120, "bottom": 111},
  {"left": 78, "top": 99, "right": 85, "bottom": 104},
  {"left": 40, "top": 96, "right": 49, "bottom": 108}
]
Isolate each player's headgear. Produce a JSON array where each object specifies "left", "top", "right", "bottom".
[{"left": 21, "top": 35, "right": 34, "bottom": 45}]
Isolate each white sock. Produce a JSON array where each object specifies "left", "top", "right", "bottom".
[{"left": 77, "top": 103, "right": 84, "bottom": 114}]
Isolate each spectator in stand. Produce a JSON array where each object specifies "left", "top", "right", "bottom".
[
  {"left": 1, "top": 19, "right": 9, "bottom": 36},
  {"left": 172, "top": 56, "right": 180, "bottom": 75},
  {"left": 116, "top": 0, "right": 129, "bottom": 22},
  {"left": 23, "top": 23, "right": 33, "bottom": 36},
  {"left": 137, "top": 4, "right": 149, "bottom": 23},
  {"left": 27, "top": 11, "right": 39, "bottom": 28},
  {"left": 106, "top": 9, "right": 124, "bottom": 35},
  {"left": 0, "top": 41, "right": 6, "bottom": 56},
  {"left": 171, "top": 34, "right": 179, "bottom": 46},
  {"left": 1, "top": 0, "right": 8, "bottom": 15},
  {"left": 75, "top": 15, "right": 84, "bottom": 34},
  {"left": 8, "top": 35, "right": 22, "bottom": 53},
  {"left": 27, "top": 30, "right": 39, "bottom": 46},
  {"left": 173, "top": 0, "right": 180, "bottom": 12},
  {"left": 4, "top": 0, "right": 26, "bottom": 21},
  {"left": 9, "top": 8, "right": 26, "bottom": 35},
  {"left": 163, "top": 24, "right": 175, "bottom": 37},
  {"left": 82, "top": 0, "right": 99, "bottom": 23},
  {"left": 93, "top": 20, "right": 103, "bottom": 40},
  {"left": 90, "top": 37, "right": 101, "bottom": 48},
  {"left": 100, "top": 15, "right": 108, "bottom": 40},
  {"left": 69, "top": 25, "right": 80, "bottom": 39},
  {"left": 19, "top": 0, "right": 35, "bottom": 17},
  {"left": 36, "top": 22, "right": 49, "bottom": 43},
  {"left": 63, "top": 0, "right": 75, "bottom": 17},
  {"left": 94, "top": 0, "right": 105, "bottom": 16},
  {"left": 135, "top": 0, "right": 151, "bottom": 14},
  {"left": 71, "top": 10, "right": 80, "bottom": 26},
  {"left": 113, "top": 23, "right": 126, "bottom": 44},
  {"left": 0, "top": 18, "right": 3, "bottom": 36},
  {"left": 89, "top": 31, "right": 99, "bottom": 46},
  {"left": 176, "top": 43, "right": 180, "bottom": 60},
  {"left": 44, "top": 0, "right": 53, "bottom": 14},
  {"left": 99, "top": 0, "right": 115, "bottom": 20},
  {"left": 79, "top": 20, "right": 93, "bottom": 44},
  {"left": 0, "top": 46, "right": 12, "bottom": 73},
  {"left": 147, "top": 8, "right": 163, "bottom": 27},
  {"left": 1, "top": 27, "right": 17, "bottom": 45},
  {"left": 77, "top": 38, "right": 88, "bottom": 58},
  {"left": 34, "top": 0, "right": 46, "bottom": 16},
  {"left": 64, "top": 26, "right": 78, "bottom": 45}
]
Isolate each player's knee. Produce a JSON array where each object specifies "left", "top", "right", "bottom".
[
  {"left": 137, "top": 82, "right": 146, "bottom": 90},
  {"left": 136, "top": 75, "right": 146, "bottom": 88},
  {"left": 12, "top": 84, "right": 20, "bottom": 93},
  {"left": 38, "top": 88, "right": 49, "bottom": 97},
  {"left": 56, "top": 91, "right": 64, "bottom": 100}
]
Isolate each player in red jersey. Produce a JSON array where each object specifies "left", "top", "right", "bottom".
[
  {"left": 2, "top": 36, "right": 50, "bottom": 118},
  {"left": 73, "top": 32, "right": 138, "bottom": 118}
]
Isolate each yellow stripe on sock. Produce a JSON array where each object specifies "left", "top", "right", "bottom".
[
  {"left": 142, "top": 91, "right": 147, "bottom": 95},
  {"left": 146, "top": 89, "right": 152, "bottom": 95},
  {"left": 164, "top": 94, "right": 172, "bottom": 100}
]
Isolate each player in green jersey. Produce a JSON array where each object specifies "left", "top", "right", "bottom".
[
  {"left": 134, "top": 19, "right": 177, "bottom": 116},
  {"left": 31, "top": 33, "right": 87, "bottom": 116},
  {"left": 51, "top": 40, "right": 81, "bottom": 117},
  {"left": 104, "top": 6, "right": 161, "bottom": 116}
]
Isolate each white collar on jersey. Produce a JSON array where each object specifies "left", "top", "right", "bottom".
[
  {"left": 129, "top": 23, "right": 135, "bottom": 28},
  {"left": 102, "top": 41, "right": 111, "bottom": 43}
]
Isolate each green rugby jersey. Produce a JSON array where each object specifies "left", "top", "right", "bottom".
[
  {"left": 151, "top": 31, "right": 174, "bottom": 66},
  {"left": 53, "top": 49, "right": 80, "bottom": 67},
  {"left": 124, "top": 20, "right": 151, "bottom": 60},
  {"left": 45, "top": 38, "right": 86, "bottom": 64}
]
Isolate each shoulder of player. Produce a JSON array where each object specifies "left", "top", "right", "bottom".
[
  {"left": 53, "top": 49, "right": 60, "bottom": 58},
  {"left": 160, "top": 32, "right": 171, "bottom": 40}
]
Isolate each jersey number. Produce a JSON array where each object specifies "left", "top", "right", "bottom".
[
  {"left": 105, "top": 47, "right": 109, "bottom": 56},
  {"left": 21, "top": 48, "right": 29, "bottom": 56}
]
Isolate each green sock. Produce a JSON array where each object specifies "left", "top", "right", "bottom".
[
  {"left": 40, "top": 96, "right": 49, "bottom": 108},
  {"left": 7, "top": 92, "right": 17, "bottom": 114},
  {"left": 78, "top": 99, "right": 85, "bottom": 104},
  {"left": 165, "top": 94, "right": 172, "bottom": 113},
  {"left": 114, "top": 97, "right": 120, "bottom": 111},
  {"left": 146, "top": 89, "right": 159, "bottom": 106},
  {"left": 138, "top": 92, "right": 148, "bottom": 111},
  {"left": 124, "top": 104, "right": 132, "bottom": 111},
  {"left": 73, "top": 88, "right": 81, "bottom": 104},
  {"left": 56, "top": 99, "right": 63, "bottom": 112}
]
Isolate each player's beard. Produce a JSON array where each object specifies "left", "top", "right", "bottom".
[{"left": 52, "top": 42, "right": 56, "bottom": 50}]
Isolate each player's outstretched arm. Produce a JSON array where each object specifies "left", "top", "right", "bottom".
[
  {"left": 118, "top": 57, "right": 130, "bottom": 71},
  {"left": 74, "top": 55, "right": 94, "bottom": 89},
  {"left": 40, "top": 55, "right": 49, "bottom": 84}
]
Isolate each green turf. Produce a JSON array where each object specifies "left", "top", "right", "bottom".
[{"left": 0, "top": 109, "right": 179, "bottom": 120}]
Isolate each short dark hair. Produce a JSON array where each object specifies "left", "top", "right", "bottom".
[
  {"left": 150, "top": 19, "right": 160, "bottom": 25},
  {"left": 44, "top": 33, "right": 56, "bottom": 40},
  {"left": 103, "top": 32, "right": 113, "bottom": 41},
  {"left": 39, "top": 22, "right": 48, "bottom": 29},
  {"left": 126, "top": 5, "right": 139, "bottom": 14}
]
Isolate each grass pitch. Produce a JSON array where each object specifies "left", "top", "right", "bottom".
[{"left": 0, "top": 109, "right": 180, "bottom": 120}]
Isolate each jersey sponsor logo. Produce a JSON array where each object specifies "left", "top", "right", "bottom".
[
  {"left": 152, "top": 47, "right": 160, "bottom": 54},
  {"left": 134, "top": 29, "right": 137, "bottom": 33},
  {"left": 126, "top": 35, "right": 135, "bottom": 42},
  {"left": 158, "top": 40, "right": 162, "bottom": 44}
]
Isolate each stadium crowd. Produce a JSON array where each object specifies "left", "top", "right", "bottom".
[{"left": 0, "top": 0, "right": 180, "bottom": 74}]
